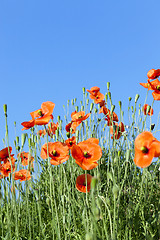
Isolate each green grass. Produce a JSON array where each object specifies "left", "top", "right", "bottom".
[{"left": 0, "top": 85, "right": 160, "bottom": 240}]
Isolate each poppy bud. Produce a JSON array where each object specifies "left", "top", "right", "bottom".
[
  {"left": 90, "top": 103, "right": 94, "bottom": 112},
  {"left": 16, "top": 136, "right": 19, "bottom": 145},
  {"left": 3, "top": 104, "right": 7, "bottom": 115},
  {"left": 21, "top": 133, "right": 27, "bottom": 147},
  {"left": 107, "top": 82, "right": 110, "bottom": 91},
  {"left": 107, "top": 172, "right": 113, "bottom": 181},
  {"left": 119, "top": 101, "right": 122, "bottom": 108},
  {"left": 93, "top": 207, "right": 101, "bottom": 221},
  {"left": 118, "top": 150, "right": 121, "bottom": 157},
  {"left": 85, "top": 233, "right": 93, "bottom": 240},
  {"left": 110, "top": 105, "right": 115, "bottom": 114},
  {"left": 82, "top": 87, "right": 85, "bottom": 94},
  {"left": 112, "top": 184, "right": 119, "bottom": 199},
  {"left": 128, "top": 97, "right": 132, "bottom": 102},
  {"left": 108, "top": 92, "right": 111, "bottom": 99},
  {"left": 46, "top": 197, "right": 50, "bottom": 206},
  {"left": 105, "top": 93, "right": 108, "bottom": 102},
  {"left": 91, "top": 177, "right": 98, "bottom": 190},
  {"left": 135, "top": 94, "right": 140, "bottom": 103}
]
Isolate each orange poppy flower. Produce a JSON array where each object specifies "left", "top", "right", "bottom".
[
  {"left": 71, "top": 111, "right": 90, "bottom": 122},
  {"left": 21, "top": 119, "right": 35, "bottom": 130},
  {"left": 87, "top": 86, "right": 100, "bottom": 96},
  {"left": 46, "top": 122, "right": 59, "bottom": 136},
  {"left": 90, "top": 91, "right": 105, "bottom": 104},
  {"left": 110, "top": 122, "right": 125, "bottom": 139},
  {"left": 41, "top": 142, "right": 69, "bottom": 165},
  {"left": 98, "top": 100, "right": 106, "bottom": 108},
  {"left": 104, "top": 110, "right": 119, "bottom": 125},
  {"left": 12, "top": 169, "right": 31, "bottom": 182},
  {"left": 65, "top": 136, "right": 76, "bottom": 149},
  {"left": 21, "top": 101, "right": 55, "bottom": 130},
  {"left": 65, "top": 122, "right": 80, "bottom": 134},
  {"left": 147, "top": 79, "right": 160, "bottom": 100},
  {"left": 71, "top": 139, "right": 102, "bottom": 170},
  {"left": 147, "top": 69, "right": 160, "bottom": 79},
  {"left": 0, "top": 157, "right": 16, "bottom": 177},
  {"left": 17, "top": 152, "right": 34, "bottom": 168},
  {"left": 76, "top": 174, "right": 92, "bottom": 193},
  {"left": 37, "top": 129, "right": 46, "bottom": 136},
  {"left": 134, "top": 131, "right": 160, "bottom": 168},
  {"left": 142, "top": 104, "right": 153, "bottom": 116},
  {"left": 0, "top": 147, "right": 13, "bottom": 160}
]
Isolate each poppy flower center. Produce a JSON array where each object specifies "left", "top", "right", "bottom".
[
  {"left": 84, "top": 151, "right": 90, "bottom": 158},
  {"left": 52, "top": 150, "right": 57, "bottom": 156},
  {"left": 78, "top": 115, "right": 82, "bottom": 119},
  {"left": 38, "top": 110, "right": 43, "bottom": 117},
  {"left": 69, "top": 141, "right": 73, "bottom": 146},
  {"left": 141, "top": 146, "right": 149, "bottom": 154},
  {"left": 156, "top": 85, "right": 160, "bottom": 91}
]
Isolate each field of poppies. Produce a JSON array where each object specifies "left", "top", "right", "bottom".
[{"left": 0, "top": 69, "right": 160, "bottom": 240}]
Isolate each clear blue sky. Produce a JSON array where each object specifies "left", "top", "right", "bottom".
[{"left": 0, "top": 0, "right": 160, "bottom": 149}]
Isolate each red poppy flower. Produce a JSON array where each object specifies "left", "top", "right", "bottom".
[
  {"left": 147, "top": 79, "right": 160, "bottom": 100},
  {"left": 21, "top": 119, "right": 35, "bottom": 131},
  {"left": 147, "top": 69, "right": 160, "bottom": 79},
  {"left": 21, "top": 101, "right": 55, "bottom": 130},
  {"left": 0, "top": 157, "right": 16, "bottom": 177},
  {"left": 65, "top": 122, "right": 80, "bottom": 134},
  {"left": 142, "top": 104, "right": 153, "bottom": 116},
  {"left": 65, "top": 136, "right": 76, "bottom": 149},
  {"left": 87, "top": 87, "right": 104, "bottom": 104},
  {"left": 46, "top": 122, "right": 59, "bottom": 136},
  {"left": 134, "top": 131, "right": 160, "bottom": 168},
  {"left": 87, "top": 86, "right": 100, "bottom": 96},
  {"left": 0, "top": 147, "right": 13, "bottom": 160},
  {"left": 37, "top": 129, "right": 46, "bottom": 136},
  {"left": 76, "top": 174, "right": 92, "bottom": 193},
  {"left": 71, "top": 111, "right": 90, "bottom": 122},
  {"left": 41, "top": 142, "right": 69, "bottom": 165},
  {"left": 71, "top": 139, "right": 102, "bottom": 170},
  {"left": 12, "top": 169, "right": 31, "bottom": 182},
  {"left": 17, "top": 152, "right": 34, "bottom": 169},
  {"left": 110, "top": 122, "right": 125, "bottom": 139}
]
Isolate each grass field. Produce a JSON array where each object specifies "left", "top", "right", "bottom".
[{"left": 0, "top": 76, "right": 160, "bottom": 240}]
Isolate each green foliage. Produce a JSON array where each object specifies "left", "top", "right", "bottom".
[{"left": 0, "top": 87, "right": 160, "bottom": 239}]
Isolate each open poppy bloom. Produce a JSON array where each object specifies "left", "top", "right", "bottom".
[
  {"left": 21, "top": 101, "right": 55, "bottom": 130},
  {"left": 76, "top": 174, "right": 92, "bottom": 193},
  {"left": 65, "top": 122, "right": 78, "bottom": 134},
  {"left": 142, "top": 104, "right": 153, "bottom": 116},
  {"left": 110, "top": 122, "right": 125, "bottom": 139},
  {"left": 0, "top": 157, "right": 16, "bottom": 177},
  {"left": 71, "top": 111, "right": 90, "bottom": 122},
  {"left": 47, "top": 122, "right": 59, "bottom": 136},
  {"left": 41, "top": 142, "right": 69, "bottom": 165},
  {"left": 147, "top": 69, "right": 160, "bottom": 79},
  {"left": 65, "top": 136, "right": 76, "bottom": 149},
  {"left": 0, "top": 147, "right": 13, "bottom": 160},
  {"left": 147, "top": 79, "right": 160, "bottom": 100},
  {"left": 12, "top": 169, "right": 31, "bottom": 182},
  {"left": 87, "top": 86, "right": 104, "bottom": 104},
  {"left": 134, "top": 131, "right": 160, "bottom": 168},
  {"left": 17, "top": 152, "right": 34, "bottom": 169},
  {"left": 71, "top": 138, "right": 102, "bottom": 170}
]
